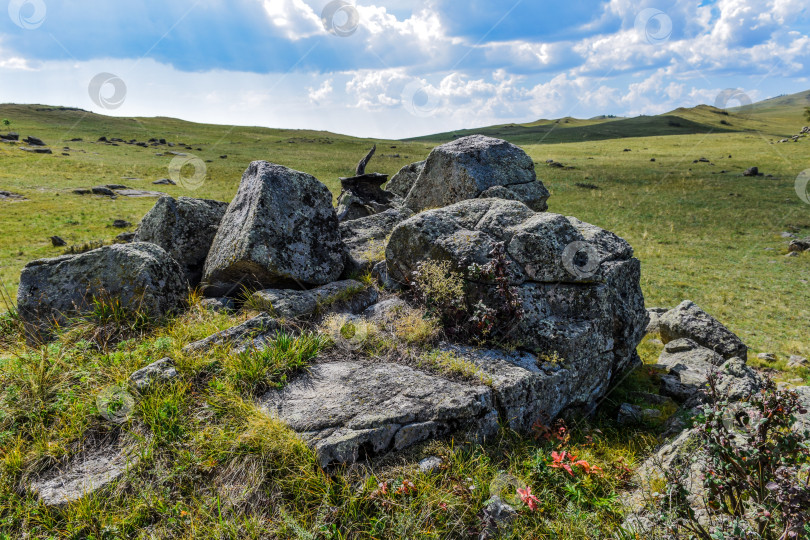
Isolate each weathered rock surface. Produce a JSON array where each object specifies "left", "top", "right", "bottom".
[
  {"left": 134, "top": 196, "right": 228, "bottom": 285},
  {"left": 17, "top": 243, "right": 186, "bottom": 335},
  {"left": 340, "top": 207, "right": 413, "bottom": 274},
  {"left": 202, "top": 161, "right": 345, "bottom": 293},
  {"left": 30, "top": 444, "right": 138, "bottom": 506},
  {"left": 445, "top": 345, "right": 580, "bottom": 433},
  {"left": 335, "top": 174, "right": 399, "bottom": 222},
  {"left": 129, "top": 357, "right": 178, "bottom": 392},
  {"left": 181, "top": 313, "right": 282, "bottom": 354},
  {"left": 386, "top": 198, "right": 648, "bottom": 400},
  {"left": 386, "top": 160, "right": 424, "bottom": 198},
  {"left": 658, "top": 301, "right": 748, "bottom": 361},
  {"left": 657, "top": 339, "right": 763, "bottom": 404},
  {"left": 403, "top": 136, "right": 549, "bottom": 212},
  {"left": 199, "top": 297, "right": 236, "bottom": 313},
  {"left": 259, "top": 361, "right": 497, "bottom": 467},
  {"left": 249, "top": 280, "right": 378, "bottom": 319}
]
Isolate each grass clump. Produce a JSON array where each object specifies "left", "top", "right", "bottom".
[
  {"left": 225, "top": 331, "right": 328, "bottom": 394},
  {"left": 419, "top": 349, "right": 493, "bottom": 385}
]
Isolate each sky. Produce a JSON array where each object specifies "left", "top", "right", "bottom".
[{"left": 0, "top": 0, "right": 808, "bottom": 139}]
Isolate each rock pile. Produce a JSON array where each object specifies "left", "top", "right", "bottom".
[{"left": 18, "top": 135, "right": 648, "bottom": 472}]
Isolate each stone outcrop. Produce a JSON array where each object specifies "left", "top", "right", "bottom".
[
  {"left": 134, "top": 196, "right": 228, "bottom": 285},
  {"left": 403, "top": 136, "right": 550, "bottom": 212},
  {"left": 17, "top": 242, "right": 187, "bottom": 336},
  {"left": 202, "top": 161, "right": 345, "bottom": 295},
  {"left": 259, "top": 361, "right": 498, "bottom": 468}
]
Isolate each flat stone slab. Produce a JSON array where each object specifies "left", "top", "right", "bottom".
[
  {"left": 249, "top": 280, "right": 377, "bottom": 319},
  {"left": 182, "top": 313, "right": 283, "bottom": 354},
  {"left": 115, "top": 189, "right": 166, "bottom": 198},
  {"left": 259, "top": 361, "right": 497, "bottom": 467},
  {"left": 30, "top": 445, "right": 138, "bottom": 506}
]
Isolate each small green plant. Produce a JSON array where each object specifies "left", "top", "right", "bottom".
[
  {"left": 1, "top": 118, "right": 10, "bottom": 127},
  {"left": 410, "top": 259, "right": 466, "bottom": 325},
  {"left": 419, "top": 349, "right": 493, "bottom": 385},
  {"left": 226, "top": 331, "right": 328, "bottom": 394}
]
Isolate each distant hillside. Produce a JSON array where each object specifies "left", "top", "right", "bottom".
[{"left": 408, "top": 89, "right": 809, "bottom": 144}]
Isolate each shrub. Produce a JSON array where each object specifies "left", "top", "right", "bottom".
[
  {"left": 410, "top": 259, "right": 466, "bottom": 325},
  {"left": 667, "top": 374, "right": 810, "bottom": 539}
]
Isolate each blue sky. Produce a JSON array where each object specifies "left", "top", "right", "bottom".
[{"left": 0, "top": 0, "right": 808, "bottom": 138}]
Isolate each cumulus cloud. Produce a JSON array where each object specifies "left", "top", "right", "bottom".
[{"left": 0, "top": 0, "right": 807, "bottom": 138}]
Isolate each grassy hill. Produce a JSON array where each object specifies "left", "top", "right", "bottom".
[{"left": 409, "top": 90, "right": 810, "bottom": 145}]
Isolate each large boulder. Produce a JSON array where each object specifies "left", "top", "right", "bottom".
[
  {"left": 403, "top": 136, "right": 549, "bottom": 212},
  {"left": 202, "top": 162, "right": 345, "bottom": 294},
  {"left": 133, "top": 196, "right": 228, "bottom": 285},
  {"left": 386, "top": 198, "right": 648, "bottom": 411},
  {"left": 658, "top": 300, "right": 748, "bottom": 360},
  {"left": 340, "top": 207, "right": 414, "bottom": 274},
  {"left": 17, "top": 242, "right": 187, "bottom": 335},
  {"left": 385, "top": 160, "right": 424, "bottom": 198}
]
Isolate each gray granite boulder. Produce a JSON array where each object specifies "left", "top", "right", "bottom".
[
  {"left": 259, "top": 361, "right": 498, "bottom": 467},
  {"left": 657, "top": 339, "right": 763, "bottom": 404},
  {"left": 658, "top": 301, "right": 748, "bottom": 360},
  {"left": 386, "top": 198, "right": 648, "bottom": 394},
  {"left": 17, "top": 242, "right": 187, "bottom": 336},
  {"left": 403, "top": 136, "right": 549, "bottom": 212},
  {"left": 340, "top": 207, "right": 413, "bottom": 274},
  {"left": 134, "top": 196, "right": 228, "bottom": 285},
  {"left": 202, "top": 161, "right": 345, "bottom": 294},
  {"left": 386, "top": 160, "right": 424, "bottom": 198},
  {"left": 249, "top": 280, "right": 378, "bottom": 319}
]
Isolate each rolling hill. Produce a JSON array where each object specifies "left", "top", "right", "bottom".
[{"left": 409, "top": 89, "right": 809, "bottom": 144}]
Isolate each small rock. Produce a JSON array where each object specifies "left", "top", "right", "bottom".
[
  {"left": 787, "top": 355, "right": 808, "bottom": 369},
  {"left": 480, "top": 496, "right": 517, "bottom": 540},
  {"left": 757, "top": 352, "right": 776, "bottom": 362},
  {"left": 112, "top": 220, "right": 131, "bottom": 229},
  {"left": 199, "top": 297, "right": 236, "bottom": 313},
  {"left": 152, "top": 178, "right": 176, "bottom": 185},
  {"left": 418, "top": 456, "right": 443, "bottom": 474},
  {"left": 129, "top": 357, "right": 178, "bottom": 392},
  {"left": 742, "top": 166, "right": 759, "bottom": 177},
  {"left": 24, "top": 135, "right": 46, "bottom": 146},
  {"left": 50, "top": 236, "right": 67, "bottom": 247},
  {"left": 249, "top": 280, "right": 378, "bottom": 319},
  {"left": 91, "top": 186, "right": 116, "bottom": 196},
  {"left": 115, "top": 231, "right": 136, "bottom": 243},
  {"left": 617, "top": 403, "right": 642, "bottom": 424}
]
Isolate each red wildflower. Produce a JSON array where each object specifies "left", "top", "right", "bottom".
[
  {"left": 517, "top": 486, "right": 541, "bottom": 511},
  {"left": 549, "top": 451, "right": 574, "bottom": 476}
]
